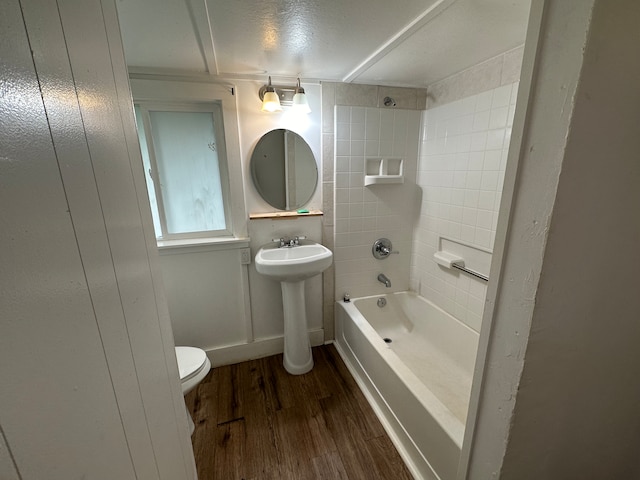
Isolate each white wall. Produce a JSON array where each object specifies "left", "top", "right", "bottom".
[
  {"left": 140, "top": 78, "right": 427, "bottom": 358},
  {"left": 130, "top": 56, "right": 522, "bottom": 365},
  {"left": 321, "top": 83, "right": 427, "bottom": 338},
  {"left": 235, "top": 80, "right": 322, "bottom": 214},
  {"left": 132, "top": 78, "right": 326, "bottom": 364},
  {"left": 159, "top": 243, "right": 251, "bottom": 350},
  {"left": 322, "top": 50, "right": 523, "bottom": 336},
  {"left": 412, "top": 82, "right": 518, "bottom": 331},
  {"left": 0, "top": 0, "right": 196, "bottom": 478},
  {"left": 237, "top": 80, "right": 328, "bottom": 350},
  {"left": 333, "top": 106, "right": 422, "bottom": 299},
  {"left": 247, "top": 217, "right": 324, "bottom": 342},
  {"left": 464, "top": 0, "right": 640, "bottom": 477}
]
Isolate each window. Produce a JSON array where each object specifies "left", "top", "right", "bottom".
[{"left": 134, "top": 102, "right": 232, "bottom": 240}]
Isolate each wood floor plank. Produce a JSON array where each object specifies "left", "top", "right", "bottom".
[
  {"left": 319, "top": 394, "right": 387, "bottom": 480},
  {"left": 187, "top": 344, "right": 413, "bottom": 480},
  {"left": 274, "top": 404, "right": 334, "bottom": 461},
  {"left": 261, "top": 353, "right": 301, "bottom": 412},
  {"left": 311, "top": 451, "right": 349, "bottom": 479},
  {"left": 216, "top": 364, "right": 244, "bottom": 424},
  {"left": 367, "top": 435, "right": 414, "bottom": 480},
  {"left": 237, "top": 360, "right": 281, "bottom": 479},
  {"left": 212, "top": 419, "right": 245, "bottom": 480}
]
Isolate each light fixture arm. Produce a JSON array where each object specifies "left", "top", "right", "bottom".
[{"left": 259, "top": 77, "right": 311, "bottom": 113}]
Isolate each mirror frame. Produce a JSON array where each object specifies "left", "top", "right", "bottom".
[{"left": 250, "top": 129, "right": 318, "bottom": 211}]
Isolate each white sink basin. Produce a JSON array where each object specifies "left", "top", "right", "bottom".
[
  {"left": 255, "top": 243, "right": 333, "bottom": 282},
  {"left": 255, "top": 241, "right": 333, "bottom": 374}
]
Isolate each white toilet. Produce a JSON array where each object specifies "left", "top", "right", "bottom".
[{"left": 175, "top": 346, "right": 211, "bottom": 434}]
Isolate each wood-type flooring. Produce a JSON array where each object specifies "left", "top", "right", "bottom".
[{"left": 185, "top": 344, "right": 414, "bottom": 480}]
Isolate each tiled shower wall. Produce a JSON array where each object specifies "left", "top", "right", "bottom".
[
  {"left": 333, "top": 106, "right": 421, "bottom": 300},
  {"left": 321, "top": 83, "right": 426, "bottom": 339},
  {"left": 321, "top": 48, "right": 521, "bottom": 338},
  {"left": 411, "top": 81, "right": 519, "bottom": 331}
]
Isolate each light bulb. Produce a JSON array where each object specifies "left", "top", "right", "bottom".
[
  {"left": 292, "top": 91, "right": 311, "bottom": 113},
  {"left": 262, "top": 90, "right": 282, "bottom": 112}
]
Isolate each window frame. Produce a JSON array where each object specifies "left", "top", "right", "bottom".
[
  {"left": 135, "top": 101, "right": 233, "bottom": 240},
  {"left": 129, "top": 77, "right": 247, "bottom": 245}
]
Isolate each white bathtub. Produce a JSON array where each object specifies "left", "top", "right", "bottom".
[{"left": 334, "top": 292, "right": 479, "bottom": 480}]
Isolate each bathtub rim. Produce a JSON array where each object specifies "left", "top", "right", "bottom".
[{"left": 337, "top": 291, "right": 470, "bottom": 449}]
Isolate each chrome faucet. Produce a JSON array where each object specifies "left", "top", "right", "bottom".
[
  {"left": 271, "top": 235, "right": 306, "bottom": 247},
  {"left": 377, "top": 273, "right": 391, "bottom": 288}
]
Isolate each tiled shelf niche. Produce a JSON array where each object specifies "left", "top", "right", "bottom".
[{"left": 364, "top": 157, "right": 404, "bottom": 186}]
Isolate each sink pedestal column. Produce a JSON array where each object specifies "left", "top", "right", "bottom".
[{"left": 280, "top": 280, "right": 313, "bottom": 374}]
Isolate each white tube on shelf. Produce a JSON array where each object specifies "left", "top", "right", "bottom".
[{"left": 434, "top": 251, "right": 464, "bottom": 269}]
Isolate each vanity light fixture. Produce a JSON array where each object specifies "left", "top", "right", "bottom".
[
  {"left": 292, "top": 78, "right": 311, "bottom": 114},
  {"left": 259, "top": 77, "right": 311, "bottom": 114},
  {"left": 260, "top": 76, "right": 282, "bottom": 112}
]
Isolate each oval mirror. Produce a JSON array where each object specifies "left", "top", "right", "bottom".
[{"left": 250, "top": 129, "right": 318, "bottom": 210}]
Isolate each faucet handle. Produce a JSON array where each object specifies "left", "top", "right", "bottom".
[
  {"left": 271, "top": 237, "right": 285, "bottom": 247},
  {"left": 294, "top": 235, "right": 306, "bottom": 245},
  {"left": 372, "top": 238, "right": 399, "bottom": 259}
]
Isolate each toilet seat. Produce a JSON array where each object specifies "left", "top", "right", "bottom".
[
  {"left": 175, "top": 346, "right": 207, "bottom": 382},
  {"left": 175, "top": 346, "right": 211, "bottom": 435}
]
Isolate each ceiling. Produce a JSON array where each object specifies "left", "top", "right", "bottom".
[{"left": 116, "top": 0, "right": 530, "bottom": 88}]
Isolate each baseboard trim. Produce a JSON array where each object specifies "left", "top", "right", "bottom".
[{"left": 205, "top": 329, "right": 325, "bottom": 367}]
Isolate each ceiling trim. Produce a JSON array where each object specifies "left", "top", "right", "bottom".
[
  {"left": 342, "top": 0, "right": 458, "bottom": 83},
  {"left": 127, "top": 68, "right": 323, "bottom": 86},
  {"left": 187, "top": 0, "right": 218, "bottom": 75}
]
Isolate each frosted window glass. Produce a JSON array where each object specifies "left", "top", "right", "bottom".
[
  {"left": 134, "top": 105, "right": 162, "bottom": 237},
  {"left": 149, "top": 111, "right": 226, "bottom": 234}
]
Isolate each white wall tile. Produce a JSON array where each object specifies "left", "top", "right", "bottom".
[
  {"left": 475, "top": 91, "right": 492, "bottom": 112},
  {"left": 486, "top": 129, "right": 506, "bottom": 150},
  {"left": 351, "top": 107, "right": 366, "bottom": 124},
  {"left": 412, "top": 81, "right": 518, "bottom": 331},
  {"left": 351, "top": 122, "right": 366, "bottom": 141},
  {"left": 478, "top": 191, "right": 496, "bottom": 210},
  {"left": 332, "top": 82, "right": 516, "bottom": 333},
  {"left": 336, "top": 140, "right": 350, "bottom": 156},
  {"left": 470, "top": 132, "right": 488, "bottom": 151},
  {"left": 491, "top": 85, "right": 512, "bottom": 108},
  {"left": 336, "top": 122, "right": 350, "bottom": 140},
  {"left": 333, "top": 105, "right": 421, "bottom": 300},
  {"left": 336, "top": 106, "right": 350, "bottom": 123},
  {"left": 473, "top": 110, "right": 490, "bottom": 131},
  {"left": 336, "top": 188, "right": 350, "bottom": 203},
  {"left": 489, "top": 106, "right": 509, "bottom": 129},
  {"left": 336, "top": 156, "right": 350, "bottom": 172},
  {"left": 483, "top": 150, "right": 502, "bottom": 170}
]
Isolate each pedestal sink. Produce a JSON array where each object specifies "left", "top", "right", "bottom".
[{"left": 255, "top": 241, "right": 333, "bottom": 374}]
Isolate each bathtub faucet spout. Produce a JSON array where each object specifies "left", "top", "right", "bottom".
[{"left": 377, "top": 273, "right": 391, "bottom": 288}]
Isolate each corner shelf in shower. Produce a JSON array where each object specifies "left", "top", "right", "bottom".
[{"left": 364, "top": 157, "right": 404, "bottom": 186}]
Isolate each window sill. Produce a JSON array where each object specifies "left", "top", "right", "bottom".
[{"left": 157, "top": 236, "right": 250, "bottom": 255}]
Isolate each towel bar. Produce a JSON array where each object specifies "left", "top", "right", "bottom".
[{"left": 452, "top": 263, "right": 489, "bottom": 282}]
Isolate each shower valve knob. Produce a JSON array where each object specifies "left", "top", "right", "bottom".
[{"left": 372, "top": 238, "right": 399, "bottom": 259}]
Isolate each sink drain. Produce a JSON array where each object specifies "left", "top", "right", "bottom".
[{"left": 383, "top": 338, "right": 392, "bottom": 343}]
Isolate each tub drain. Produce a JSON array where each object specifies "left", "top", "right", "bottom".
[{"left": 383, "top": 338, "right": 392, "bottom": 343}]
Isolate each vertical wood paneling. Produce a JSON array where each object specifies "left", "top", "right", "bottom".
[
  {"left": 18, "top": 2, "right": 161, "bottom": 477},
  {"left": 99, "top": 0, "right": 198, "bottom": 474},
  {"left": 159, "top": 249, "right": 248, "bottom": 348},
  {"left": 0, "top": 0, "right": 136, "bottom": 478},
  {"left": 53, "top": 0, "right": 196, "bottom": 478},
  {"left": 1, "top": 0, "right": 196, "bottom": 478}
]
